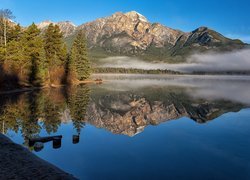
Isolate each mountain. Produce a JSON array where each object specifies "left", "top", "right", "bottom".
[
  {"left": 57, "top": 21, "right": 77, "bottom": 37},
  {"left": 36, "top": 11, "right": 247, "bottom": 62},
  {"left": 76, "top": 11, "right": 247, "bottom": 62},
  {"left": 36, "top": 20, "right": 76, "bottom": 37},
  {"left": 36, "top": 20, "right": 53, "bottom": 29}
]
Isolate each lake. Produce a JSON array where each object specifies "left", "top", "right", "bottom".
[{"left": 1, "top": 74, "right": 250, "bottom": 180}]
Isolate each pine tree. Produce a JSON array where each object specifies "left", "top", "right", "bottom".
[
  {"left": 61, "top": 43, "right": 68, "bottom": 65},
  {"left": 8, "top": 23, "right": 22, "bottom": 42},
  {"left": 44, "top": 24, "right": 66, "bottom": 65},
  {"left": 65, "top": 48, "right": 76, "bottom": 84},
  {"left": 6, "top": 24, "right": 24, "bottom": 73},
  {"left": 44, "top": 24, "right": 65, "bottom": 66},
  {"left": 44, "top": 24, "right": 67, "bottom": 84},
  {"left": 69, "top": 30, "right": 91, "bottom": 81},
  {"left": 53, "top": 25, "right": 66, "bottom": 64},
  {"left": 23, "top": 23, "right": 47, "bottom": 86},
  {"left": 43, "top": 24, "right": 54, "bottom": 64},
  {"left": 0, "top": 45, "right": 4, "bottom": 65}
]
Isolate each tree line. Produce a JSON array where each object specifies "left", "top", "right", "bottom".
[
  {"left": 0, "top": 9, "right": 91, "bottom": 90},
  {"left": 93, "top": 67, "right": 182, "bottom": 74}
]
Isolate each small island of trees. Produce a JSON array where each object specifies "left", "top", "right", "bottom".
[{"left": 0, "top": 9, "right": 91, "bottom": 90}]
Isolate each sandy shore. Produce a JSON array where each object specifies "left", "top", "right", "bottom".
[{"left": 0, "top": 134, "right": 77, "bottom": 179}]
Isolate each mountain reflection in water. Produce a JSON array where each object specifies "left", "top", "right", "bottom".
[{"left": 0, "top": 75, "right": 249, "bottom": 150}]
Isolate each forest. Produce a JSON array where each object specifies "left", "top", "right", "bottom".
[{"left": 0, "top": 9, "right": 91, "bottom": 90}]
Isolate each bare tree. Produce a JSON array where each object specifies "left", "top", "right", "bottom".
[{"left": 0, "top": 9, "right": 15, "bottom": 47}]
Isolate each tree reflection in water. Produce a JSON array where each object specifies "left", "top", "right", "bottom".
[{"left": 0, "top": 85, "right": 91, "bottom": 151}]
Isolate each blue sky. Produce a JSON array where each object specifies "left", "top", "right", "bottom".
[{"left": 1, "top": 0, "right": 250, "bottom": 43}]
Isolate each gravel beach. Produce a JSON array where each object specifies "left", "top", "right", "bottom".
[{"left": 0, "top": 134, "right": 77, "bottom": 180}]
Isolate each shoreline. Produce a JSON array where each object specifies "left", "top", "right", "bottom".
[
  {"left": 0, "top": 133, "right": 77, "bottom": 179},
  {"left": 1, "top": 73, "right": 250, "bottom": 95},
  {"left": 92, "top": 73, "right": 250, "bottom": 80},
  {"left": 0, "top": 79, "right": 103, "bottom": 95}
]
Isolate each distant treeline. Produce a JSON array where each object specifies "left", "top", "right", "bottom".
[
  {"left": 93, "top": 67, "right": 182, "bottom": 74},
  {"left": 94, "top": 68, "right": 250, "bottom": 76},
  {"left": 191, "top": 71, "right": 250, "bottom": 75},
  {"left": 0, "top": 9, "right": 90, "bottom": 90}
]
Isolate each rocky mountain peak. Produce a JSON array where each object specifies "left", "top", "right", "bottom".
[
  {"left": 36, "top": 20, "right": 76, "bottom": 37},
  {"left": 193, "top": 26, "right": 209, "bottom": 33},
  {"left": 57, "top": 21, "right": 76, "bottom": 37},
  {"left": 37, "top": 20, "right": 54, "bottom": 29},
  {"left": 124, "top": 11, "right": 148, "bottom": 22},
  {"left": 57, "top": 21, "right": 76, "bottom": 27},
  {"left": 77, "top": 11, "right": 183, "bottom": 53}
]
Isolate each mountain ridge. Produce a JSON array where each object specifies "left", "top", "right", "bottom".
[
  {"left": 35, "top": 11, "right": 247, "bottom": 62},
  {"left": 36, "top": 20, "right": 77, "bottom": 37}
]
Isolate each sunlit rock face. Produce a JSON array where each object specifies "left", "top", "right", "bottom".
[
  {"left": 36, "top": 20, "right": 76, "bottom": 37},
  {"left": 57, "top": 21, "right": 77, "bottom": 37},
  {"left": 78, "top": 11, "right": 183, "bottom": 53},
  {"left": 36, "top": 20, "right": 54, "bottom": 29},
  {"left": 34, "top": 11, "right": 245, "bottom": 60},
  {"left": 74, "top": 11, "right": 245, "bottom": 60}
]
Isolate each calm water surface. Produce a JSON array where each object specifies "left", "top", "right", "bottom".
[{"left": 1, "top": 74, "right": 250, "bottom": 180}]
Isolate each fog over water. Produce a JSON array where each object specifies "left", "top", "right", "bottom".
[
  {"left": 99, "top": 49, "right": 250, "bottom": 72},
  {"left": 93, "top": 74, "right": 250, "bottom": 105}
]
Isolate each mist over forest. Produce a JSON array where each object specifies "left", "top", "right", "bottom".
[{"left": 98, "top": 49, "right": 250, "bottom": 73}]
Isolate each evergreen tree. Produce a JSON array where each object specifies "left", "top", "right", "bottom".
[
  {"left": 23, "top": 23, "right": 47, "bottom": 86},
  {"left": 8, "top": 23, "right": 22, "bottom": 41},
  {"left": 53, "top": 25, "right": 67, "bottom": 64},
  {"left": 61, "top": 43, "right": 68, "bottom": 64},
  {"left": 6, "top": 24, "right": 24, "bottom": 73},
  {"left": 0, "top": 45, "right": 4, "bottom": 65},
  {"left": 65, "top": 49, "right": 76, "bottom": 84},
  {"left": 43, "top": 24, "right": 66, "bottom": 65},
  {"left": 43, "top": 23, "right": 54, "bottom": 64},
  {"left": 44, "top": 24, "right": 67, "bottom": 84},
  {"left": 69, "top": 30, "right": 91, "bottom": 81}
]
